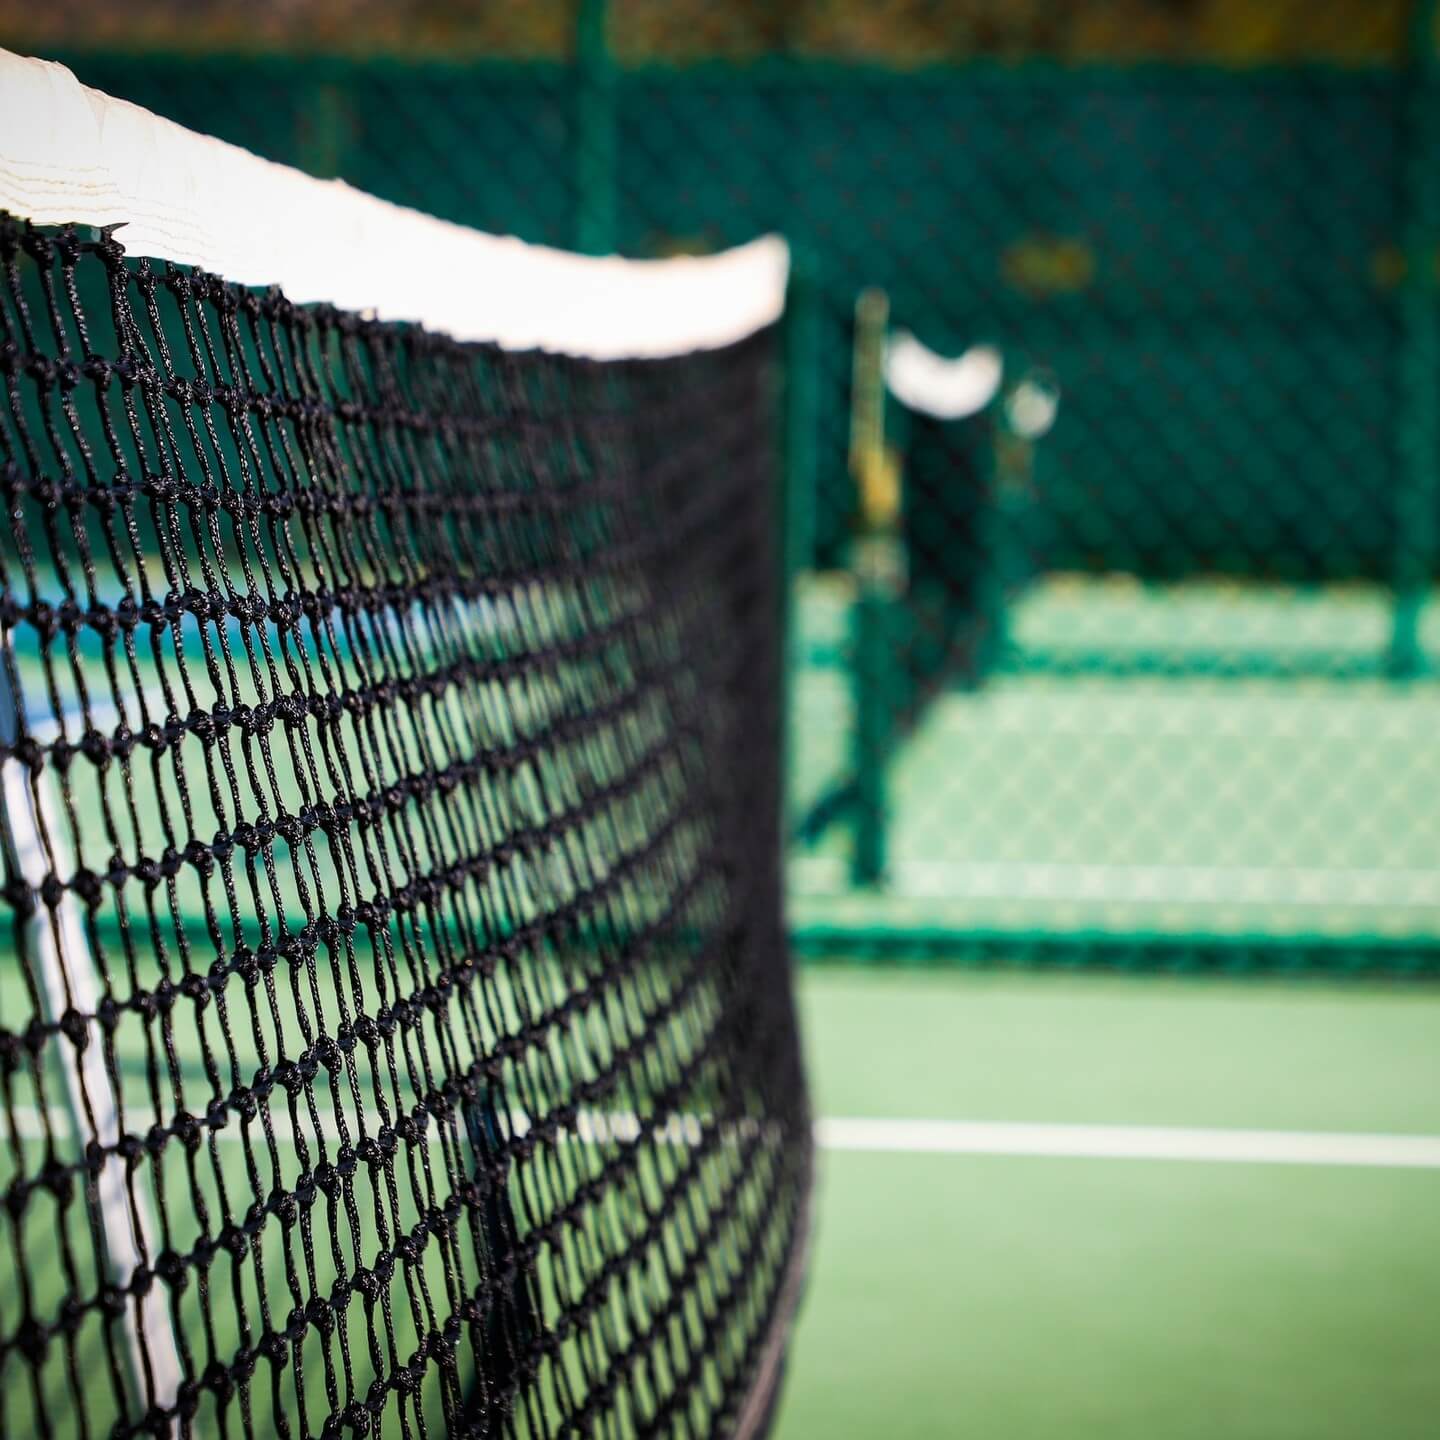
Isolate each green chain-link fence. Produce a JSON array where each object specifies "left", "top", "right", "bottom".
[{"left": 10, "top": 0, "right": 1440, "bottom": 972}]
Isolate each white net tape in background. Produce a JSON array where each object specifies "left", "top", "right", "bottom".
[{"left": 884, "top": 329, "right": 1005, "bottom": 420}]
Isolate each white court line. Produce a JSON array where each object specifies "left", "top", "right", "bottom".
[
  {"left": 9, "top": 1102, "right": 1439, "bottom": 1170},
  {"left": 925, "top": 703, "right": 1440, "bottom": 741},
  {"left": 1, "top": 757, "right": 181, "bottom": 1414},
  {"left": 788, "top": 856, "right": 1440, "bottom": 907},
  {"left": 816, "top": 1117, "right": 1440, "bottom": 1170},
  {"left": 0, "top": 1103, "right": 721, "bottom": 1150}
]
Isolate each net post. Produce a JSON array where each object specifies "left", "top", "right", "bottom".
[
  {"left": 994, "top": 366, "right": 1060, "bottom": 675},
  {"left": 851, "top": 567, "right": 893, "bottom": 888},
  {"left": 1389, "top": 0, "right": 1440, "bottom": 679},
  {"left": 849, "top": 288, "right": 902, "bottom": 888},
  {"left": 0, "top": 660, "right": 180, "bottom": 1426},
  {"left": 980, "top": 364, "right": 1049, "bottom": 676},
  {"left": 575, "top": 0, "right": 617, "bottom": 254}
]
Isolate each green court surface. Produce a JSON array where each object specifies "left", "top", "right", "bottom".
[{"left": 773, "top": 968, "right": 1440, "bottom": 1440}]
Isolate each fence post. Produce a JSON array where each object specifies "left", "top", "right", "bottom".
[
  {"left": 299, "top": 70, "right": 350, "bottom": 180},
  {"left": 575, "top": 0, "right": 617, "bottom": 255},
  {"left": 782, "top": 247, "right": 822, "bottom": 842},
  {"left": 1389, "top": 0, "right": 1440, "bottom": 678},
  {"left": 784, "top": 248, "right": 821, "bottom": 586}
]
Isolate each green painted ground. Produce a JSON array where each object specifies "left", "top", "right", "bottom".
[{"left": 773, "top": 969, "right": 1440, "bottom": 1440}]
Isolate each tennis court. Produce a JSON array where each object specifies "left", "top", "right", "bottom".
[
  {"left": 4, "top": 7, "right": 1440, "bottom": 1437},
  {"left": 775, "top": 967, "right": 1440, "bottom": 1440}
]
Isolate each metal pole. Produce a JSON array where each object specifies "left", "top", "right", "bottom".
[
  {"left": 849, "top": 289, "right": 902, "bottom": 887},
  {"left": 0, "top": 657, "right": 179, "bottom": 1425},
  {"left": 299, "top": 77, "right": 350, "bottom": 181},
  {"left": 784, "top": 248, "right": 822, "bottom": 588},
  {"left": 781, "top": 247, "right": 821, "bottom": 839},
  {"left": 575, "top": 0, "right": 617, "bottom": 255},
  {"left": 1389, "top": 0, "right": 1440, "bottom": 678}
]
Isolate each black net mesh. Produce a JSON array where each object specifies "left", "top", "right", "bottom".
[{"left": 0, "top": 214, "right": 810, "bottom": 1439}]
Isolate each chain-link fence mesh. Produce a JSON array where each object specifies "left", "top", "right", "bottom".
[{"left": 5, "top": 0, "right": 1440, "bottom": 972}]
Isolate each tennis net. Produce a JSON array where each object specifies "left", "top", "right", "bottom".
[
  {"left": 883, "top": 330, "right": 1014, "bottom": 705},
  {"left": 0, "top": 51, "right": 810, "bottom": 1440},
  {"left": 836, "top": 322, "right": 1059, "bottom": 883}
]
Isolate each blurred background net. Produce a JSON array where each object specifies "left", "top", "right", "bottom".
[{"left": 3, "top": 0, "right": 1438, "bottom": 974}]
